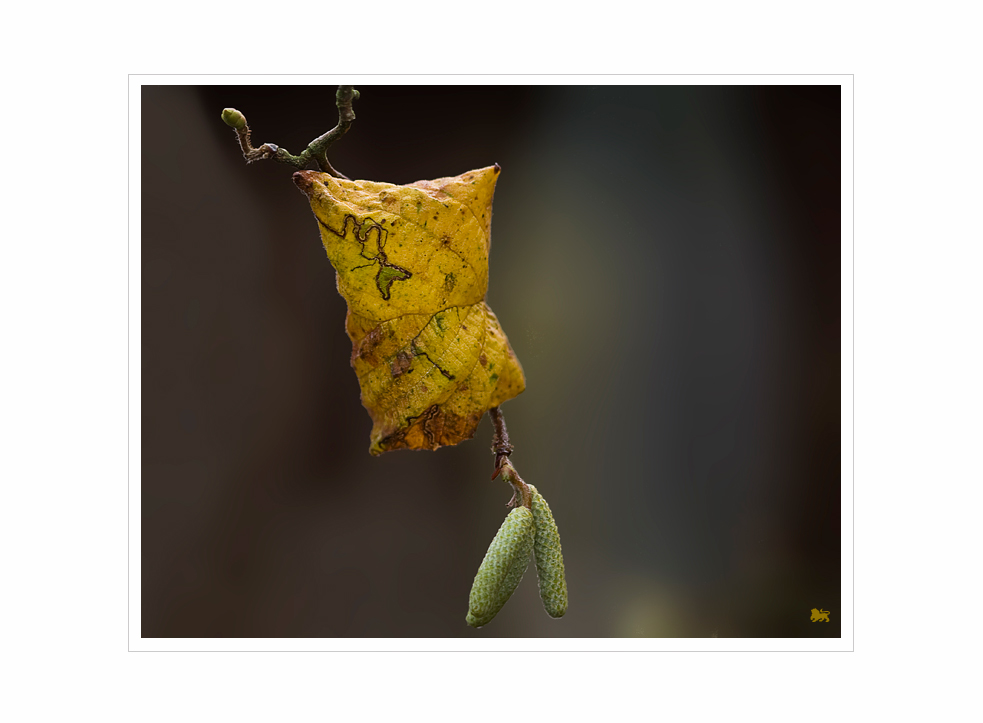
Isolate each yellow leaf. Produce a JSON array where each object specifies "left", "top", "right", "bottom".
[{"left": 293, "top": 165, "right": 525, "bottom": 455}]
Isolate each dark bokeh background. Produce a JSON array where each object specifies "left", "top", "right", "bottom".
[{"left": 141, "top": 85, "right": 840, "bottom": 638}]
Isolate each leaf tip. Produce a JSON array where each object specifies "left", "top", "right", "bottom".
[{"left": 292, "top": 170, "right": 316, "bottom": 195}]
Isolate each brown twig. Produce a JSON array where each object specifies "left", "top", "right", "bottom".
[
  {"left": 230, "top": 121, "right": 279, "bottom": 163},
  {"left": 489, "top": 406, "right": 514, "bottom": 480},
  {"left": 489, "top": 406, "right": 530, "bottom": 509}
]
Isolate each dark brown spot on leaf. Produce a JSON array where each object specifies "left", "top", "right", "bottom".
[{"left": 391, "top": 350, "right": 413, "bottom": 378}]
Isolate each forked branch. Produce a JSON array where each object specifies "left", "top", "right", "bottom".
[{"left": 221, "top": 85, "right": 358, "bottom": 179}]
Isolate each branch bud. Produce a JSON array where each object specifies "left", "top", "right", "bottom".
[{"left": 221, "top": 108, "right": 247, "bottom": 130}]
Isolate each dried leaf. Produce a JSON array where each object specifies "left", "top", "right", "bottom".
[{"left": 293, "top": 165, "right": 525, "bottom": 454}]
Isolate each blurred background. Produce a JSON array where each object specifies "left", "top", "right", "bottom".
[{"left": 141, "top": 84, "right": 841, "bottom": 638}]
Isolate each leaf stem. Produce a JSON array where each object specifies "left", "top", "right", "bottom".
[{"left": 221, "top": 85, "right": 358, "bottom": 178}]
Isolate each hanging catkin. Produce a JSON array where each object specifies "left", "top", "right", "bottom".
[
  {"left": 467, "top": 506, "right": 535, "bottom": 628},
  {"left": 529, "top": 485, "right": 568, "bottom": 618}
]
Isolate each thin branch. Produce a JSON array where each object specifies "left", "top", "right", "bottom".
[
  {"left": 221, "top": 86, "right": 358, "bottom": 178},
  {"left": 489, "top": 406, "right": 514, "bottom": 480},
  {"left": 306, "top": 86, "right": 357, "bottom": 177},
  {"left": 490, "top": 406, "right": 529, "bottom": 509}
]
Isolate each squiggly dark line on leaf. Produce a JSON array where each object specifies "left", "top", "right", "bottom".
[{"left": 319, "top": 214, "right": 412, "bottom": 300}]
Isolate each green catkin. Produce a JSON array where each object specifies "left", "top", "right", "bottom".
[
  {"left": 528, "top": 485, "right": 568, "bottom": 618},
  {"left": 466, "top": 506, "right": 535, "bottom": 628}
]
